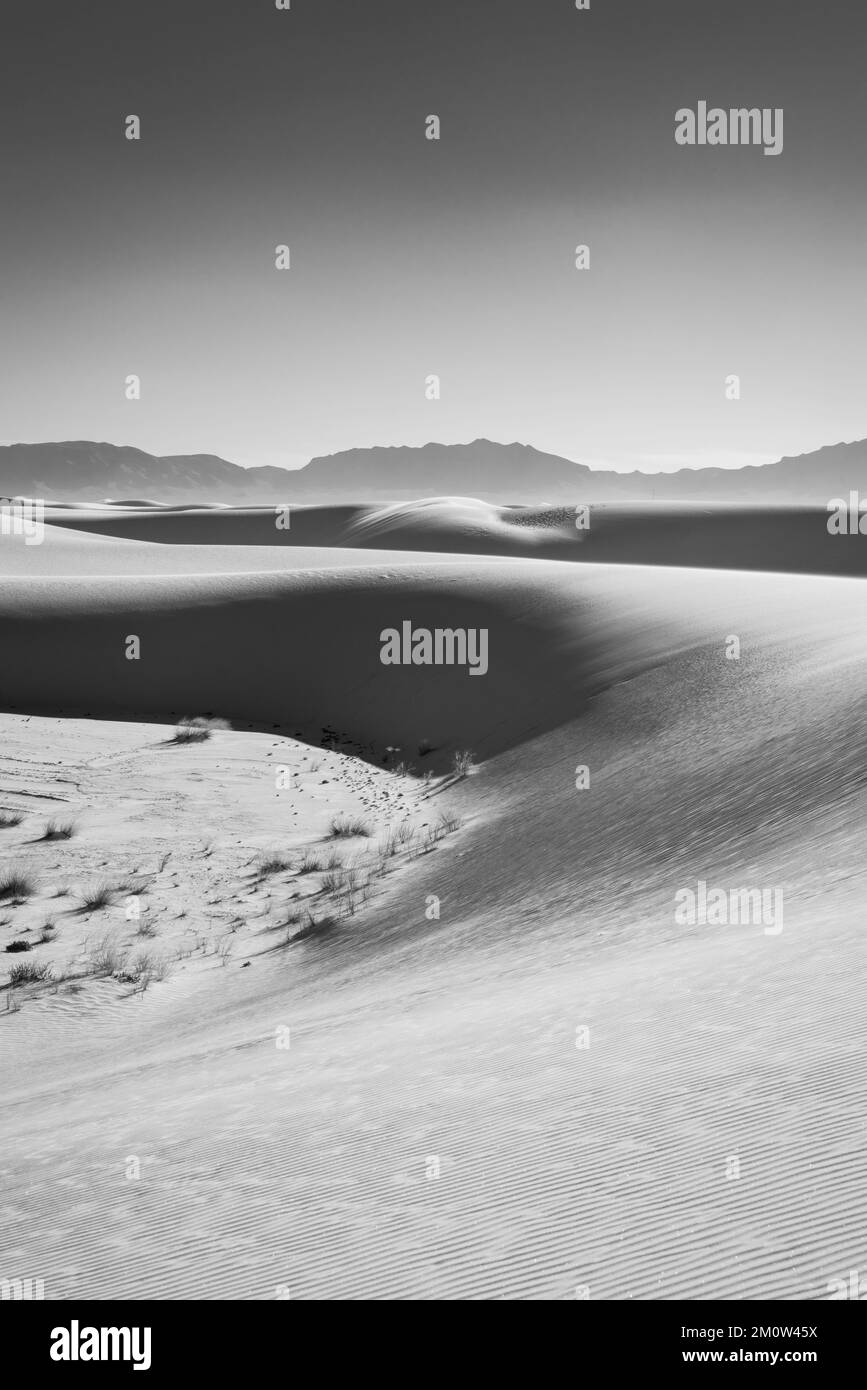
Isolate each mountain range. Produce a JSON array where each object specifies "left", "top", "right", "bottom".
[{"left": 1, "top": 437, "right": 866, "bottom": 505}]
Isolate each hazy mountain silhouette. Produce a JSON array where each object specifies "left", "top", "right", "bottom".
[{"left": 2, "top": 437, "right": 866, "bottom": 504}]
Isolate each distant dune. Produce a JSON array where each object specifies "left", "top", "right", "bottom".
[{"left": 41, "top": 498, "right": 867, "bottom": 578}]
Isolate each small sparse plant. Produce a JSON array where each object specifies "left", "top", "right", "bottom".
[
  {"left": 258, "top": 854, "right": 289, "bottom": 876},
  {"left": 329, "top": 814, "right": 372, "bottom": 840},
  {"left": 0, "top": 869, "right": 36, "bottom": 901},
  {"left": 298, "top": 851, "right": 326, "bottom": 874},
  {"left": 320, "top": 868, "right": 346, "bottom": 895},
  {"left": 113, "top": 877, "right": 144, "bottom": 895},
  {"left": 5, "top": 939, "right": 32, "bottom": 954},
  {"left": 79, "top": 882, "right": 114, "bottom": 912},
  {"left": 37, "top": 920, "right": 56, "bottom": 943},
  {"left": 39, "top": 819, "right": 75, "bottom": 842},
  {"left": 452, "top": 750, "right": 476, "bottom": 778},
  {"left": 214, "top": 937, "right": 234, "bottom": 966},
  {"left": 282, "top": 908, "right": 302, "bottom": 943},
  {"left": 290, "top": 909, "right": 337, "bottom": 942},
  {"left": 116, "top": 950, "right": 170, "bottom": 990},
  {"left": 170, "top": 716, "right": 230, "bottom": 744},
  {"left": 9, "top": 960, "right": 52, "bottom": 986},
  {"left": 88, "top": 934, "right": 128, "bottom": 977},
  {"left": 0, "top": 812, "right": 23, "bottom": 829},
  {"left": 173, "top": 722, "right": 211, "bottom": 744}
]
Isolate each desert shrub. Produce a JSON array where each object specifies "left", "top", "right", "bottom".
[
  {"left": 88, "top": 934, "right": 128, "bottom": 976},
  {"left": 0, "top": 869, "right": 35, "bottom": 900},
  {"left": 297, "top": 851, "right": 325, "bottom": 874},
  {"left": 320, "top": 868, "right": 346, "bottom": 895},
  {"left": 328, "top": 815, "right": 372, "bottom": 840},
  {"left": 8, "top": 960, "right": 52, "bottom": 985},
  {"left": 259, "top": 854, "right": 289, "bottom": 876},
  {"left": 170, "top": 716, "right": 230, "bottom": 744},
  {"left": 79, "top": 882, "right": 114, "bottom": 911},
  {"left": 116, "top": 950, "right": 170, "bottom": 988},
  {"left": 40, "top": 819, "right": 75, "bottom": 842}
]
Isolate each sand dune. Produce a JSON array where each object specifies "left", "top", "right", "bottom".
[
  {"left": 41, "top": 499, "right": 867, "bottom": 578},
  {"left": 0, "top": 561, "right": 588, "bottom": 767},
  {"left": 2, "top": 514, "right": 866, "bottom": 1300},
  {"left": 2, "top": 560, "right": 866, "bottom": 1299}
]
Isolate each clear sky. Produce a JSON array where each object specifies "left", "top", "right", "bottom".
[{"left": 1, "top": 0, "right": 864, "bottom": 472}]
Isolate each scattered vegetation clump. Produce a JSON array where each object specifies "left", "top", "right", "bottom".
[
  {"left": 297, "top": 851, "right": 326, "bottom": 874},
  {"left": 0, "top": 869, "right": 36, "bottom": 901},
  {"left": 258, "top": 854, "right": 290, "bottom": 876},
  {"left": 319, "top": 868, "right": 341, "bottom": 895},
  {"left": 115, "top": 950, "right": 171, "bottom": 989},
  {"left": 329, "top": 814, "right": 373, "bottom": 840},
  {"left": 88, "top": 934, "right": 128, "bottom": 976},
  {"left": 171, "top": 716, "right": 230, "bottom": 744},
  {"left": 5, "top": 940, "right": 32, "bottom": 954},
  {"left": 0, "top": 812, "right": 23, "bottom": 829},
  {"left": 452, "top": 750, "right": 476, "bottom": 778},
  {"left": 79, "top": 881, "right": 115, "bottom": 912},
  {"left": 39, "top": 819, "right": 75, "bottom": 842},
  {"left": 8, "top": 960, "right": 52, "bottom": 986}
]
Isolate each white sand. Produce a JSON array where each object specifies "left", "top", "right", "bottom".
[{"left": 1, "top": 503, "right": 866, "bottom": 1299}]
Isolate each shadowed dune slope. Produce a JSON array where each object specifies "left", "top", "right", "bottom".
[
  {"left": 0, "top": 561, "right": 597, "bottom": 766},
  {"left": 0, "top": 558, "right": 864, "bottom": 770}
]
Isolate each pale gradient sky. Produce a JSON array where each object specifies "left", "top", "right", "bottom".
[{"left": 1, "top": 0, "right": 865, "bottom": 473}]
